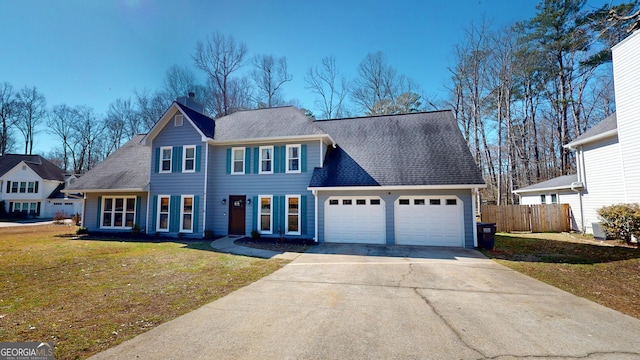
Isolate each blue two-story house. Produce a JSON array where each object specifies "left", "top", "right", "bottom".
[{"left": 66, "top": 96, "right": 485, "bottom": 248}]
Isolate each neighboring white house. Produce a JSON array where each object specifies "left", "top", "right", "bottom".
[
  {"left": 513, "top": 30, "right": 640, "bottom": 236},
  {"left": 512, "top": 174, "right": 583, "bottom": 231},
  {"left": 0, "top": 154, "right": 82, "bottom": 218}
]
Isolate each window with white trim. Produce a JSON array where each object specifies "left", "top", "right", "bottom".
[
  {"left": 540, "top": 194, "right": 546, "bottom": 204},
  {"left": 160, "top": 146, "right": 172, "bottom": 173},
  {"left": 7, "top": 181, "right": 37, "bottom": 193},
  {"left": 180, "top": 195, "right": 194, "bottom": 233},
  {"left": 286, "top": 144, "right": 301, "bottom": 173},
  {"left": 551, "top": 194, "right": 558, "bottom": 204},
  {"left": 232, "top": 147, "right": 245, "bottom": 174},
  {"left": 258, "top": 195, "right": 272, "bottom": 234},
  {"left": 259, "top": 146, "right": 273, "bottom": 174},
  {"left": 157, "top": 196, "right": 170, "bottom": 232},
  {"left": 286, "top": 195, "right": 300, "bottom": 235},
  {"left": 183, "top": 145, "right": 196, "bottom": 172},
  {"left": 101, "top": 196, "right": 136, "bottom": 229},
  {"left": 12, "top": 202, "right": 38, "bottom": 214}
]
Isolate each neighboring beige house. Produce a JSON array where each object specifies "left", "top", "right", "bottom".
[{"left": 513, "top": 30, "right": 640, "bottom": 236}]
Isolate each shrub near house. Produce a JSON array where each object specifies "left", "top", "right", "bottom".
[{"left": 597, "top": 203, "right": 640, "bottom": 244}]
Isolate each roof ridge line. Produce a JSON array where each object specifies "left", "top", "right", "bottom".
[{"left": 317, "top": 109, "right": 452, "bottom": 122}]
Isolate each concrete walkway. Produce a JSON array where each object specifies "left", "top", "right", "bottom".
[{"left": 92, "top": 243, "right": 640, "bottom": 359}]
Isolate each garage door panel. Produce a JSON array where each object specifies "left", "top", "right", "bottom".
[
  {"left": 325, "top": 198, "right": 385, "bottom": 244},
  {"left": 395, "top": 197, "right": 463, "bottom": 247}
]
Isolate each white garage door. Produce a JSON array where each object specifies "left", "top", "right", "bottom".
[
  {"left": 324, "top": 197, "right": 386, "bottom": 244},
  {"left": 395, "top": 197, "right": 463, "bottom": 246}
]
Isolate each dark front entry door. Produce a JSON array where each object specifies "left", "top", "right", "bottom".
[{"left": 228, "top": 195, "right": 246, "bottom": 235}]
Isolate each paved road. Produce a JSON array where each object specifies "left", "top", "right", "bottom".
[
  {"left": 92, "top": 244, "right": 640, "bottom": 359},
  {"left": 0, "top": 219, "right": 55, "bottom": 227}
]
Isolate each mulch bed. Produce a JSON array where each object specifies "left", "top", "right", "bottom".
[{"left": 235, "top": 237, "right": 315, "bottom": 252}]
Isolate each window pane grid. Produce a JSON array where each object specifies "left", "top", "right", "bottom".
[{"left": 102, "top": 197, "right": 136, "bottom": 229}]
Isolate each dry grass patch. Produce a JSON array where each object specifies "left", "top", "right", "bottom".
[
  {"left": 0, "top": 225, "right": 287, "bottom": 359},
  {"left": 482, "top": 233, "right": 640, "bottom": 319}
]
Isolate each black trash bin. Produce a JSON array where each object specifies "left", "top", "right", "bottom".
[{"left": 477, "top": 222, "right": 496, "bottom": 250}]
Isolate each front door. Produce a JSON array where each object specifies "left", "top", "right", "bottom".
[{"left": 228, "top": 195, "right": 246, "bottom": 235}]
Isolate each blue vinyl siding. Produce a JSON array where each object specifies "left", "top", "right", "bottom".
[
  {"left": 206, "top": 139, "right": 321, "bottom": 238},
  {"left": 315, "top": 189, "right": 475, "bottom": 248},
  {"left": 149, "top": 112, "right": 206, "bottom": 237}
]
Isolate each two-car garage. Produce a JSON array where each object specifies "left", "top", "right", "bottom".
[{"left": 323, "top": 195, "right": 465, "bottom": 247}]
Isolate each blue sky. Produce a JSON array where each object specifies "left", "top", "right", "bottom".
[{"left": 0, "top": 0, "right": 615, "bottom": 154}]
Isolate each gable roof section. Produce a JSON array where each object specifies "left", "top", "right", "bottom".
[
  {"left": 565, "top": 112, "right": 617, "bottom": 148},
  {"left": 512, "top": 174, "right": 578, "bottom": 194},
  {"left": 310, "top": 110, "right": 485, "bottom": 187},
  {"left": 213, "top": 106, "right": 327, "bottom": 142},
  {"left": 0, "top": 154, "right": 65, "bottom": 181},
  {"left": 142, "top": 102, "right": 215, "bottom": 144},
  {"left": 175, "top": 102, "right": 215, "bottom": 138},
  {"left": 64, "top": 135, "right": 150, "bottom": 192}
]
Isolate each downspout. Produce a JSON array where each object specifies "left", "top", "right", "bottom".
[
  {"left": 313, "top": 189, "right": 318, "bottom": 242},
  {"left": 81, "top": 194, "right": 86, "bottom": 228},
  {"left": 472, "top": 188, "right": 478, "bottom": 248},
  {"left": 145, "top": 190, "right": 150, "bottom": 233},
  {"left": 202, "top": 142, "right": 209, "bottom": 237}
]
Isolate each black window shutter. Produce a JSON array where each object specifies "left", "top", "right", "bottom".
[
  {"left": 6, "top": 181, "right": 10, "bottom": 193},
  {"left": 34, "top": 181, "right": 39, "bottom": 193}
]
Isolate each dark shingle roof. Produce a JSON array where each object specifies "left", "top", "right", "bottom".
[
  {"left": 175, "top": 102, "right": 215, "bottom": 138},
  {"left": 311, "top": 111, "right": 485, "bottom": 187},
  {"left": 568, "top": 112, "right": 617, "bottom": 145},
  {"left": 309, "top": 146, "right": 379, "bottom": 187},
  {"left": 213, "top": 106, "right": 325, "bottom": 141},
  {"left": 513, "top": 174, "right": 578, "bottom": 193},
  {"left": 0, "top": 154, "right": 65, "bottom": 181},
  {"left": 65, "top": 135, "right": 150, "bottom": 191}
]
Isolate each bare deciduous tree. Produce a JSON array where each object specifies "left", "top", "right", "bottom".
[
  {"left": 193, "top": 32, "right": 249, "bottom": 117},
  {"left": 352, "top": 51, "right": 421, "bottom": 115},
  {"left": 305, "top": 56, "right": 349, "bottom": 119},
  {"left": 47, "top": 104, "right": 77, "bottom": 171},
  {"left": 134, "top": 88, "right": 170, "bottom": 132},
  {"left": 0, "top": 82, "right": 17, "bottom": 155},
  {"left": 71, "top": 106, "right": 103, "bottom": 173},
  {"left": 251, "top": 54, "right": 292, "bottom": 108},
  {"left": 15, "top": 86, "right": 46, "bottom": 155}
]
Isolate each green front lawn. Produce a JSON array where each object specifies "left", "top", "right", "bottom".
[
  {"left": 482, "top": 233, "right": 640, "bottom": 319},
  {"left": 0, "top": 225, "right": 287, "bottom": 359}
]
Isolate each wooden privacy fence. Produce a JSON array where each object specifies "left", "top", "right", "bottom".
[{"left": 481, "top": 204, "right": 571, "bottom": 233}]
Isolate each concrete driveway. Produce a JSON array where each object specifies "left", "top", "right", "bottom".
[{"left": 92, "top": 244, "right": 640, "bottom": 359}]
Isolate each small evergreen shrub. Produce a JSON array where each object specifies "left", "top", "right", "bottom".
[
  {"left": 131, "top": 224, "right": 142, "bottom": 235},
  {"left": 204, "top": 229, "right": 215, "bottom": 239},
  {"left": 597, "top": 203, "right": 640, "bottom": 244},
  {"left": 76, "top": 227, "right": 89, "bottom": 235},
  {"left": 251, "top": 230, "right": 260, "bottom": 239}
]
